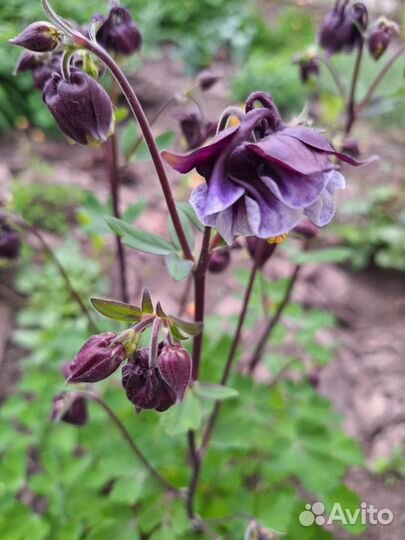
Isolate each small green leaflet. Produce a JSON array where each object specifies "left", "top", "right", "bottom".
[
  {"left": 165, "top": 253, "right": 193, "bottom": 281},
  {"left": 141, "top": 288, "right": 154, "bottom": 314},
  {"left": 289, "top": 247, "right": 352, "bottom": 265},
  {"left": 106, "top": 217, "right": 175, "bottom": 255},
  {"left": 194, "top": 383, "right": 239, "bottom": 401},
  {"left": 160, "top": 391, "right": 202, "bottom": 435},
  {"left": 90, "top": 298, "right": 142, "bottom": 322}
]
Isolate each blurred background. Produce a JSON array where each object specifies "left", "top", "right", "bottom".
[{"left": 0, "top": 1, "right": 404, "bottom": 539}]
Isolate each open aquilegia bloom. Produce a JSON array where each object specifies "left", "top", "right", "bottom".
[{"left": 162, "top": 92, "right": 375, "bottom": 244}]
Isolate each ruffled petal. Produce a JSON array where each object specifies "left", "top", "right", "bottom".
[
  {"left": 304, "top": 170, "right": 345, "bottom": 226},
  {"left": 282, "top": 126, "right": 378, "bottom": 167},
  {"left": 246, "top": 134, "right": 332, "bottom": 175},
  {"left": 162, "top": 126, "right": 238, "bottom": 173},
  {"left": 259, "top": 166, "right": 330, "bottom": 209}
]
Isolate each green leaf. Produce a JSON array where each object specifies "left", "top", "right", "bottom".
[
  {"left": 133, "top": 130, "right": 176, "bottom": 161},
  {"left": 120, "top": 122, "right": 138, "bottom": 157},
  {"left": 170, "top": 316, "right": 203, "bottom": 337},
  {"left": 165, "top": 253, "right": 194, "bottom": 281},
  {"left": 194, "top": 383, "right": 239, "bottom": 401},
  {"left": 106, "top": 217, "right": 175, "bottom": 255},
  {"left": 176, "top": 201, "right": 205, "bottom": 232},
  {"left": 290, "top": 247, "right": 352, "bottom": 265},
  {"left": 141, "top": 288, "right": 154, "bottom": 314},
  {"left": 110, "top": 473, "right": 145, "bottom": 504},
  {"left": 160, "top": 391, "right": 202, "bottom": 435},
  {"left": 122, "top": 200, "right": 147, "bottom": 223},
  {"left": 168, "top": 211, "right": 195, "bottom": 251},
  {"left": 90, "top": 297, "right": 142, "bottom": 322},
  {"left": 114, "top": 107, "right": 129, "bottom": 124}
]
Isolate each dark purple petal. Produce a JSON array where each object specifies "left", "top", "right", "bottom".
[
  {"left": 162, "top": 126, "right": 238, "bottom": 173},
  {"left": 246, "top": 135, "right": 332, "bottom": 175},
  {"left": 245, "top": 193, "right": 302, "bottom": 239}
]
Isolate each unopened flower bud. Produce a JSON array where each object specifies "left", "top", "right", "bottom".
[
  {"left": 292, "top": 221, "right": 319, "bottom": 239},
  {"left": 246, "top": 237, "right": 276, "bottom": 268},
  {"left": 294, "top": 53, "right": 320, "bottom": 84},
  {"left": 341, "top": 136, "right": 360, "bottom": 157},
  {"left": 15, "top": 50, "right": 43, "bottom": 74},
  {"left": 307, "top": 369, "right": 321, "bottom": 388},
  {"left": 208, "top": 248, "right": 230, "bottom": 273},
  {"left": 177, "top": 111, "right": 216, "bottom": 150},
  {"left": 96, "top": 6, "right": 142, "bottom": 56},
  {"left": 158, "top": 344, "right": 191, "bottom": 401},
  {"left": 0, "top": 214, "right": 21, "bottom": 259},
  {"left": 319, "top": 1, "right": 368, "bottom": 56},
  {"left": 368, "top": 18, "right": 398, "bottom": 60},
  {"left": 122, "top": 349, "right": 176, "bottom": 412},
  {"left": 196, "top": 70, "right": 220, "bottom": 91},
  {"left": 51, "top": 393, "right": 88, "bottom": 426},
  {"left": 43, "top": 71, "right": 114, "bottom": 146},
  {"left": 67, "top": 332, "right": 126, "bottom": 384},
  {"left": 9, "top": 22, "right": 61, "bottom": 53}
]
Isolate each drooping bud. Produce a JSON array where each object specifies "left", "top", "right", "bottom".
[
  {"left": 9, "top": 21, "right": 61, "bottom": 53},
  {"left": 14, "top": 50, "right": 43, "bottom": 74},
  {"left": 0, "top": 213, "right": 21, "bottom": 259},
  {"left": 158, "top": 344, "right": 191, "bottom": 401},
  {"left": 246, "top": 237, "right": 276, "bottom": 269},
  {"left": 341, "top": 135, "right": 360, "bottom": 157},
  {"left": 122, "top": 349, "right": 176, "bottom": 412},
  {"left": 196, "top": 69, "right": 220, "bottom": 91},
  {"left": 43, "top": 71, "right": 114, "bottom": 145},
  {"left": 319, "top": 1, "right": 368, "bottom": 56},
  {"left": 292, "top": 221, "right": 319, "bottom": 240},
  {"left": 208, "top": 248, "right": 231, "bottom": 274},
  {"left": 96, "top": 6, "right": 142, "bottom": 56},
  {"left": 51, "top": 393, "right": 88, "bottom": 426},
  {"left": 67, "top": 332, "right": 126, "bottom": 384},
  {"left": 177, "top": 111, "right": 216, "bottom": 151},
  {"left": 367, "top": 18, "right": 399, "bottom": 60},
  {"left": 293, "top": 51, "right": 320, "bottom": 84}
]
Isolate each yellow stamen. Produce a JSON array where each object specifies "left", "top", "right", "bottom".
[{"left": 267, "top": 233, "right": 288, "bottom": 245}]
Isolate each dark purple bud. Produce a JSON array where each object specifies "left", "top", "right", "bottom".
[
  {"left": 367, "top": 18, "right": 398, "bottom": 60},
  {"left": 14, "top": 50, "right": 43, "bottom": 74},
  {"left": 67, "top": 332, "right": 126, "bottom": 383},
  {"left": 307, "top": 369, "right": 321, "bottom": 388},
  {"left": 9, "top": 21, "right": 61, "bottom": 53},
  {"left": 319, "top": 1, "right": 368, "bottom": 56},
  {"left": 51, "top": 393, "right": 88, "bottom": 426},
  {"left": 32, "top": 65, "right": 53, "bottom": 90},
  {"left": 208, "top": 248, "right": 231, "bottom": 273},
  {"left": 196, "top": 70, "right": 220, "bottom": 91},
  {"left": 158, "top": 344, "right": 191, "bottom": 401},
  {"left": 177, "top": 111, "right": 216, "bottom": 150},
  {"left": 0, "top": 214, "right": 21, "bottom": 259},
  {"left": 43, "top": 71, "right": 114, "bottom": 145},
  {"left": 295, "top": 56, "right": 320, "bottom": 84},
  {"left": 246, "top": 237, "right": 277, "bottom": 269},
  {"left": 341, "top": 136, "right": 360, "bottom": 157},
  {"left": 122, "top": 349, "right": 176, "bottom": 411},
  {"left": 292, "top": 221, "right": 318, "bottom": 239},
  {"left": 96, "top": 6, "right": 142, "bottom": 56}
]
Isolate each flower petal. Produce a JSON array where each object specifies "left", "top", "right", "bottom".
[
  {"left": 304, "top": 170, "right": 346, "bottom": 226},
  {"left": 161, "top": 126, "right": 238, "bottom": 174},
  {"left": 259, "top": 166, "right": 330, "bottom": 209},
  {"left": 246, "top": 134, "right": 332, "bottom": 175},
  {"left": 282, "top": 126, "right": 378, "bottom": 166}
]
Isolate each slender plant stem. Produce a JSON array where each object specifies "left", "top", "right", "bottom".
[
  {"left": 22, "top": 223, "right": 98, "bottom": 333},
  {"left": 358, "top": 43, "right": 405, "bottom": 113},
  {"left": 186, "top": 430, "right": 200, "bottom": 519},
  {"left": 75, "top": 36, "right": 194, "bottom": 262},
  {"left": 83, "top": 391, "right": 178, "bottom": 493},
  {"left": 104, "top": 134, "right": 129, "bottom": 303},
  {"left": 344, "top": 40, "right": 365, "bottom": 135},
  {"left": 199, "top": 243, "right": 263, "bottom": 455},
  {"left": 317, "top": 56, "right": 346, "bottom": 99},
  {"left": 247, "top": 263, "right": 302, "bottom": 374},
  {"left": 191, "top": 227, "right": 212, "bottom": 381}
]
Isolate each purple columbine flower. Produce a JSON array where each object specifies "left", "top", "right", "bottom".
[
  {"left": 177, "top": 111, "right": 216, "bottom": 150},
  {"left": 67, "top": 332, "right": 127, "bottom": 383},
  {"left": 319, "top": 1, "right": 368, "bottom": 56},
  {"left": 96, "top": 6, "right": 142, "bottom": 56},
  {"left": 367, "top": 18, "right": 398, "bottom": 60},
  {"left": 51, "top": 393, "right": 88, "bottom": 426},
  {"left": 162, "top": 92, "right": 376, "bottom": 245}
]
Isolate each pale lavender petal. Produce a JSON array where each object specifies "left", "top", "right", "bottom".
[
  {"left": 304, "top": 170, "right": 346, "bottom": 226},
  {"left": 244, "top": 194, "right": 302, "bottom": 238}
]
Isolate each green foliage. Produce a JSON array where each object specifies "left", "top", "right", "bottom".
[
  {"left": 12, "top": 180, "right": 85, "bottom": 234},
  {"left": 330, "top": 185, "right": 405, "bottom": 270}
]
